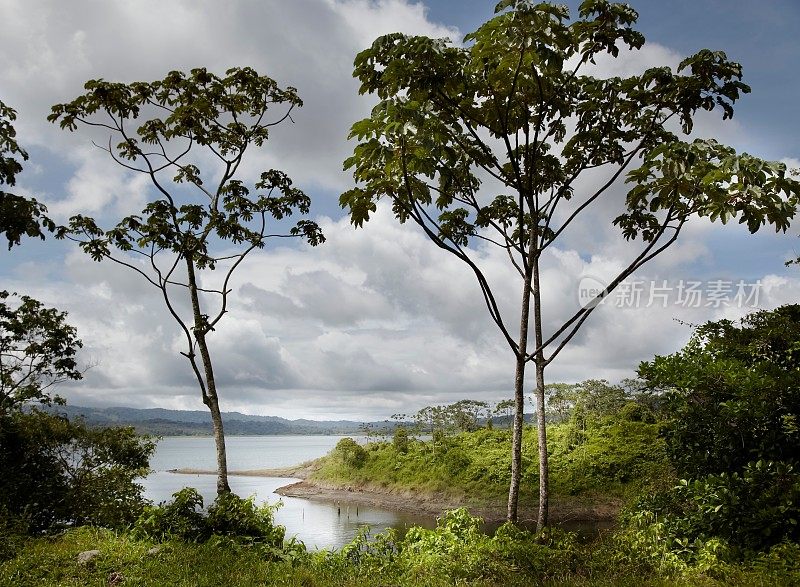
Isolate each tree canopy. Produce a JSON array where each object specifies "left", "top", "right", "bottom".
[
  {"left": 0, "top": 291, "right": 83, "bottom": 414},
  {"left": 340, "top": 0, "right": 800, "bottom": 527},
  {"left": 639, "top": 304, "right": 800, "bottom": 477},
  {"left": 0, "top": 100, "right": 52, "bottom": 249},
  {"left": 49, "top": 67, "right": 325, "bottom": 494}
]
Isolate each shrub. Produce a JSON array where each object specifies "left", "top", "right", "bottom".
[
  {"left": 133, "top": 488, "right": 206, "bottom": 542},
  {"left": 329, "top": 508, "right": 583, "bottom": 584},
  {"left": 334, "top": 437, "right": 367, "bottom": 469},
  {"left": 442, "top": 447, "right": 471, "bottom": 477},
  {"left": 622, "top": 459, "right": 800, "bottom": 564},
  {"left": 0, "top": 410, "right": 154, "bottom": 532},
  {"left": 133, "top": 488, "right": 285, "bottom": 548},
  {"left": 392, "top": 427, "right": 409, "bottom": 454},
  {"left": 206, "top": 492, "right": 284, "bottom": 548}
]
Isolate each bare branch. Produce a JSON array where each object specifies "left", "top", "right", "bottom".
[{"left": 535, "top": 210, "right": 684, "bottom": 365}]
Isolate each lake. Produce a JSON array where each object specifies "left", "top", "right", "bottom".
[{"left": 140, "top": 435, "right": 436, "bottom": 550}]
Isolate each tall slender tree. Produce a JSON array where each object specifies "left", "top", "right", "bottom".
[
  {"left": 50, "top": 67, "right": 324, "bottom": 494},
  {"left": 341, "top": 0, "right": 799, "bottom": 527}
]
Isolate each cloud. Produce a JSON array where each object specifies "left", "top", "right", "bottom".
[
  {"left": 783, "top": 158, "right": 800, "bottom": 177},
  {"left": 1, "top": 1, "right": 799, "bottom": 420},
  {"left": 3, "top": 200, "right": 796, "bottom": 420},
  {"left": 1, "top": 0, "right": 458, "bottom": 210}
]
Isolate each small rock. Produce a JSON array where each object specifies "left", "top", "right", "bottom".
[
  {"left": 77, "top": 549, "right": 100, "bottom": 565},
  {"left": 108, "top": 571, "right": 124, "bottom": 586},
  {"left": 146, "top": 546, "right": 161, "bottom": 556}
]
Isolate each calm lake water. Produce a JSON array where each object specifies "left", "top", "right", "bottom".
[{"left": 139, "top": 436, "right": 436, "bottom": 550}]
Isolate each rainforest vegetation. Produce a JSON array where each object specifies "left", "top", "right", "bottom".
[
  {"left": 2, "top": 1, "right": 800, "bottom": 585},
  {"left": 3, "top": 306, "right": 800, "bottom": 585}
]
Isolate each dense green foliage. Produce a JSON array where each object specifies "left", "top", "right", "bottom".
[
  {"left": 0, "top": 100, "right": 52, "bottom": 249},
  {"left": 132, "top": 488, "right": 285, "bottom": 550},
  {"left": 0, "top": 292, "right": 83, "bottom": 413},
  {"left": 630, "top": 460, "right": 800, "bottom": 554},
  {"left": 618, "top": 305, "right": 800, "bottom": 564},
  {"left": 0, "top": 410, "right": 154, "bottom": 541},
  {"left": 315, "top": 412, "right": 667, "bottom": 503},
  {"left": 640, "top": 305, "right": 800, "bottom": 477},
  {"left": 3, "top": 509, "right": 799, "bottom": 586}
]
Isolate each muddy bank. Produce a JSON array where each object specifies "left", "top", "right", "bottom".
[
  {"left": 168, "top": 460, "right": 318, "bottom": 480},
  {"left": 169, "top": 460, "right": 621, "bottom": 524},
  {"left": 274, "top": 479, "right": 621, "bottom": 525}
]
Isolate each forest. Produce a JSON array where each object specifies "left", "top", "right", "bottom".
[{"left": 2, "top": 1, "right": 800, "bottom": 585}]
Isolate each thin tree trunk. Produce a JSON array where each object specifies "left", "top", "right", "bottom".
[
  {"left": 196, "top": 332, "right": 230, "bottom": 495},
  {"left": 185, "top": 257, "right": 230, "bottom": 495},
  {"left": 532, "top": 252, "right": 549, "bottom": 531},
  {"left": 507, "top": 271, "right": 532, "bottom": 523},
  {"left": 533, "top": 361, "right": 548, "bottom": 529}
]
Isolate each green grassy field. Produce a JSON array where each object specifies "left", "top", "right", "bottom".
[
  {"left": 3, "top": 522, "right": 798, "bottom": 587},
  {"left": 312, "top": 419, "right": 670, "bottom": 507}
]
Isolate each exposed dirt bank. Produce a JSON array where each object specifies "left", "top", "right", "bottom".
[
  {"left": 168, "top": 460, "right": 318, "bottom": 480},
  {"left": 274, "top": 479, "right": 622, "bottom": 525},
  {"left": 170, "top": 461, "right": 621, "bottom": 524}
]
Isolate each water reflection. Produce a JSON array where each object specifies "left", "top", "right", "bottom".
[
  {"left": 141, "top": 436, "right": 436, "bottom": 550},
  {"left": 140, "top": 436, "right": 610, "bottom": 550}
]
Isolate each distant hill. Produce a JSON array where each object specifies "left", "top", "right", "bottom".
[{"left": 42, "top": 404, "right": 392, "bottom": 436}]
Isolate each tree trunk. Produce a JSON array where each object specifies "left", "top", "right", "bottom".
[
  {"left": 507, "top": 270, "right": 532, "bottom": 523},
  {"left": 196, "top": 331, "right": 230, "bottom": 495},
  {"left": 532, "top": 252, "right": 549, "bottom": 531},
  {"left": 185, "top": 257, "right": 230, "bottom": 495},
  {"left": 533, "top": 361, "right": 548, "bottom": 530}
]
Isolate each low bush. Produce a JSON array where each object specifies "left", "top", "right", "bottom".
[
  {"left": 132, "top": 488, "right": 206, "bottom": 542},
  {"left": 0, "top": 410, "right": 155, "bottom": 532},
  {"left": 333, "top": 437, "right": 367, "bottom": 469},
  {"left": 206, "top": 492, "right": 284, "bottom": 548},
  {"left": 623, "top": 459, "right": 800, "bottom": 561},
  {"left": 392, "top": 427, "right": 409, "bottom": 454},
  {"left": 132, "top": 488, "right": 284, "bottom": 549}
]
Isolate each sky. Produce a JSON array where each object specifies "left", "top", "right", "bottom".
[{"left": 1, "top": 0, "right": 799, "bottom": 420}]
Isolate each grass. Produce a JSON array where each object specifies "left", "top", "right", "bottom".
[
  {"left": 3, "top": 416, "right": 796, "bottom": 586},
  {"left": 3, "top": 525, "right": 798, "bottom": 587},
  {"left": 1, "top": 527, "right": 289, "bottom": 587},
  {"left": 312, "top": 419, "right": 670, "bottom": 508}
]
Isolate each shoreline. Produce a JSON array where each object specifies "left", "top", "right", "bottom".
[
  {"left": 167, "top": 460, "right": 317, "bottom": 479},
  {"left": 168, "top": 466, "right": 620, "bottom": 524},
  {"left": 274, "top": 480, "right": 621, "bottom": 524}
]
